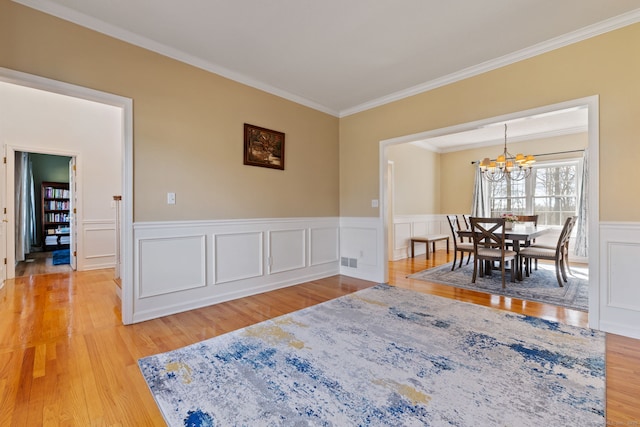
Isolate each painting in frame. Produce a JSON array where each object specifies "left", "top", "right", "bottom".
[{"left": 244, "top": 123, "right": 285, "bottom": 170}]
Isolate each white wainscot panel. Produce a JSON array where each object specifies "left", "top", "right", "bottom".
[
  {"left": 84, "top": 226, "right": 115, "bottom": 259},
  {"left": 394, "top": 222, "right": 411, "bottom": 251},
  {"left": 82, "top": 221, "right": 116, "bottom": 270},
  {"left": 342, "top": 226, "right": 378, "bottom": 267},
  {"left": 214, "top": 232, "right": 263, "bottom": 284},
  {"left": 412, "top": 221, "right": 429, "bottom": 236},
  {"left": 607, "top": 242, "right": 640, "bottom": 311},
  {"left": 269, "top": 229, "right": 306, "bottom": 274},
  {"left": 392, "top": 215, "right": 449, "bottom": 260},
  {"left": 138, "top": 235, "right": 206, "bottom": 298},
  {"left": 599, "top": 222, "right": 640, "bottom": 339},
  {"left": 310, "top": 227, "right": 339, "bottom": 266}
]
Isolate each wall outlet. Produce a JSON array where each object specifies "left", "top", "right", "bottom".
[{"left": 167, "top": 192, "right": 176, "bottom": 205}]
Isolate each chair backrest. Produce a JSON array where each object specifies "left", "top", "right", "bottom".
[
  {"left": 446, "top": 215, "right": 464, "bottom": 243},
  {"left": 556, "top": 215, "right": 578, "bottom": 254},
  {"left": 462, "top": 214, "right": 471, "bottom": 230},
  {"left": 517, "top": 214, "right": 538, "bottom": 226},
  {"left": 469, "top": 217, "right": 507, "bottom": 253}
]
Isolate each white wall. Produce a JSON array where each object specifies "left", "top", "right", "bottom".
[{"left": 0, "top": 81, "right": 122, "bottom": 272}]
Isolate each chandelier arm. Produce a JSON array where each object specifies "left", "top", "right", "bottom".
[{"left": 478, "top": 123, "right": 535, "bottom": 182}]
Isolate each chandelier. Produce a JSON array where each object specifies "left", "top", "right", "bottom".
[{"left": 478, "top": 124, "right": 535, "bottom": 182}]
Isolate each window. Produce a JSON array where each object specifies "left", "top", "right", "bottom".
[{"left": 489, "top": 160, "right": 580, "bottom": 226}]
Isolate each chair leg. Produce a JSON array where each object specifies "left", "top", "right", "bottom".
[
  {"left": 564, "top": 245, "right": 572, "bottom": 277},
  {"left": 511, "top": 259, "right": 516, "bottom": 283},
  {"left": 465, "top": 252, "right": 471, "bottom": 265},
  {"left": 555, "top": 260, "right": 564, "bottom": 287},
  {"left": 559, "top": 255, "right": 569, "bottom": 282},
  {"left": 501, "top": 262, "right": 506, "bottom": 288},
  {"left": 472, "top": 259, "right": 478, "bottom": 283},
  {"left": 451, "top": 250, "right": 458, "bottom": 271}
]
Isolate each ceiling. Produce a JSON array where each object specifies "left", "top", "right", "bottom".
[
  {"left": 15, "top": 0, "right": 640, "bottom": 119},
  {"left": 413, "top": 105, "right": 589, "bottom": 152}
]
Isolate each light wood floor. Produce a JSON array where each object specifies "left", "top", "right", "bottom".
[
  {"left": 1, "top": 251, "right": 638, "bottom": 425},
  {"left": 15, "top": 251, "right": 72, "bottom": 277}
]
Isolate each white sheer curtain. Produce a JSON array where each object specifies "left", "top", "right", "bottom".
[
  {"left": 471, "top": 167, "right": 490, "bottom": 217},
  {"left": 15, "top": 152, "right": 36, "bottom": 261},
  {"left": 574, "top": 149, "right": 588, "bottom": 257}
]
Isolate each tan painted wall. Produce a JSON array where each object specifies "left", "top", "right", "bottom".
[
  {"left": 340, "top": 23, "right": 640, "bottom": 221},
  {"left": 387, "top": 143, "right": 440, "bottom": 214},
  {"left": 3, "top": 1, "right": 638, "bottom": 223},
  {"left": 0, "top": 1, "right": 339, "bottom": 221}
]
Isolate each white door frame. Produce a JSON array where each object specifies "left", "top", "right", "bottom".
[
  {"left": 0, "top": 67, "right": 134, "bottom": 325},
  {"left": 378, "top": 95, "right": 600, "bottom": 329},
  {"left": 5, "top": 148, "right": 79, "bottom": 277}
]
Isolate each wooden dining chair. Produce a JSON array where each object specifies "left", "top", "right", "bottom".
[
  {"left": 517, "top": 214, "right": 538, "bottom": 226},
  {"left": 516, "top": 214, "right": 539, "bottom": 270},
  {"left": 470, "top": 217, "right": 518, "bottom": 288},
  {"left": 446, "top": 215, "right": 474, "bottom": 271},
  {"left": 519, "top": 216, "right": 577, "bottom": 287},
  {"left": 462, "top": 214, "right": 472, "bottom": 230}
]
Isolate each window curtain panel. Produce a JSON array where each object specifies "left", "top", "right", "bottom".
[
  {"left": 574, "top": 149, "right": 588, "bottom": 257},
  {"left": 15, "top": 152, "right": 36, "bottom": 262},
  {"left": 471, "top": 167, "right": 490, "bottom": 217}
]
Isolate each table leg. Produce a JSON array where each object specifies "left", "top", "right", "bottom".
[{"left": 513, "top": 241, "right": 522, "bottom": 280}]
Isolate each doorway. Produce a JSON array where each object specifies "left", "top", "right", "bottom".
[
  {"left": 0, "top": 67, "right": 134, "bottom": 324},
  {"left": 379, "top": 95, "right": 600, "bottom": 329},
  {"left": 14, "top": 152, "right": 75, "bottom": 277}
]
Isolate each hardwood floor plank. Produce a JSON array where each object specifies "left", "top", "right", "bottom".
[{"left": 0, "top": 252, "right": 638, "bottom": 424}]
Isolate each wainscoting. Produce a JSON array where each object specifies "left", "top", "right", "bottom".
[
  {"left": 80, "top": 219, "right": 117, "bottom": 271},
  {"left": 598, "top": 222, "right": 640, "bottom": 339},
  {"left": 128, "top": 217, "right": 640, "bottom": 339},
  {"left": 390, "top": 214, "right": 450, "bottom": 261},
  {"left": 132, "top": 218, "right": 343, "bottom": 323}
]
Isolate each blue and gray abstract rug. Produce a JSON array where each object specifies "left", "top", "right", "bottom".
[
  {"left": 138, "top": 284, "right": 604, "bottom": 426},
  {"left": 409, "top": 262, "right": 589, "bottom": 311}
]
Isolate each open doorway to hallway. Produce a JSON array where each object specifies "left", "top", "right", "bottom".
[{"left": 14, "top": 152, "right": 75, "bottom": 277}]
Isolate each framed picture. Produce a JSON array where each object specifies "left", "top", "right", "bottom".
[{"left": 243, "top": 123, "right": 285, "bottom": 170}]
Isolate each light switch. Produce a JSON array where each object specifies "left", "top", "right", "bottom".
[
  {"left": 371, "top": 199, "right": 379, "bottom": 208},
  {"left": 167, "top": 192, "right": 176, "bottom": 205}
]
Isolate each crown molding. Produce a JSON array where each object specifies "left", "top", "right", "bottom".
[
  {"left": 340, "top": 8, "right": 640, "bottom": 117},
  {"left": 13, "top": 1, "right": 640, "bottom": 118},
  {"left": 12, "top": 0, "right": 340, "bottom": 117}
]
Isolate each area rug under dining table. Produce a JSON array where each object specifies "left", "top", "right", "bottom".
[
  {"left": 409, "top": 262, "right": 589, "bottom": 311},
  {"left": 138, "top": 284, "right": 603, "bottom": 426}
]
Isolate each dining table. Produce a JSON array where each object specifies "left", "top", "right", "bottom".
[{"left": 458, "top": 224, "right": 553, "bottom": 281}]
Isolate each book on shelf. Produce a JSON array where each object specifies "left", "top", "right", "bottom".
[{"left": 43, "top": 187, "right": 70, "bottom": 199}]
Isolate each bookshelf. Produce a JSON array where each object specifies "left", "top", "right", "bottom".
[{"left": 41, "top": 181, "right": 70, "bottom": 251}]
